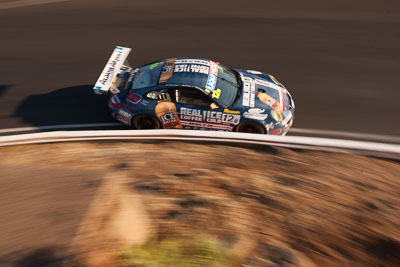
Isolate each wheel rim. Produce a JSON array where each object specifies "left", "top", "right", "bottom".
[
  {"left": 133, "top": 115, "right": 158, "bottom": 129},
  {"left": 239, "top": 123, "right": 264, "bottom": 134}
]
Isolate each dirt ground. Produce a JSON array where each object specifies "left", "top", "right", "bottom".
[{"left": 0, "top": 140, "right": 399, "bottom": 266}]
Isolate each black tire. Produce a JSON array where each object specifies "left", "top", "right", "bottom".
[
  {"left": 235, "top": 121, "right": 265, "bottom": 134},
  {"left": 131, "top": 114, "right": 161, "bottom": 129}
]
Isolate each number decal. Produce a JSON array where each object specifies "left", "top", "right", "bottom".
[
  {"left": 222, "top": 114, "right": 240, "bottom": 124},
  {"left": 212, "top": 88, "right": 221, "bottom": 99}
]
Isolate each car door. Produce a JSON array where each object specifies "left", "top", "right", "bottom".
[
  {"left": 171, "top": 87, "right": 235, "bottom": 131},
  {"left": 143, "top": 88, "right": 183, "bottom": 129}
]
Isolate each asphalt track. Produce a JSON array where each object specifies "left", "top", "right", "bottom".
[{"left": 0, "top": 0, "right": 400, "bottom": 136}]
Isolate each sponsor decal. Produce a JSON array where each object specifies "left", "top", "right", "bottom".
[
  {"left": 116, "top": 114, "right": 129, "bottom": 124},
  {"left": 149, "top": 62, "right": 159, "bottom": 70},
  {"left": 159, "top": 58, "right": 176, "bottom": 83},
  {"left": 223, "top": 109, "right": 240, "bottom": 115},
  {"left": 268, "top": 128, "right": 283, "bottom": 135},
  {"left": 175, "top": 59, "right": 210, "bottom": 65},
  {"left": 239, "top": 73, "right": 284, "bottom": 110},
  {"left": 283, "top": 89, "right": 295, "bottom": 109},
  {"left": 97, "top": 49, "right": 123, "bottom": 86},
  {"left": 140, "top": 99, "right": 149, "bottom": 106},
  {"left": 222, "top": 113, "right": 240, "bottom": 124},
  {"left": 180, "top": 107, "right": 240, "bottom": 125},
  {"left": 205, "top": 73, "right": 217, "bottom": 92},
  {"left": 257, "top": 92, "right": 280, "bottom": 112},
  {"left": 174, "top": 64, "right": 190, "bottom": 72},
  {"left": 180, "top": 121, "right": 233, "bottom": 131},
  {"left": 281, "top": 112, "right": 293, "bottom": 126},
  {"left": 191, "top": 65, "right": 209, "bottom": 74},
  {"left": 247, "top": 70, "right": 262, "bottom": 74},
  {"left": 271, "top": 109, "right": 283, "bottom": 122},
  {"left": 209, "top": 61, "right": 218, "bottom": 76},
  {"left": 279, "top": 87, "right": 285, "bottom": 113},
  {"left": 212, "top": 88, "right": 221, "bottom": 99},
  {"left": 126, "top": 93, "right": 141, "bottom": 104},
  {"left": 204, "top": 61, "right": 219, "bottom": 92},
  {"left": 254, "top": 78, "right": 282, "bottom": 91},
  {"left": 243, "top": 108, "right": 268, "bottom": 120},
  {"left": 242, "top": 79, "right": 255, "bottom": 108},
  {"left": 155, "top": 100, "right": 182, "bottom": 129},
  {"left": 118, "top": 109, "right": 132, "bottom": 119},
  {"left": 174, "top": 64, "right": 209, "bottom": 74},
  {"left": 160, "top": 112, "right": 180, "bottom": 127},
  {"left": 265, "top": 122, "right": 275, "bottom": 131},
  {"left": 94, "top": 46, "right": 131, "bottom": 92}
]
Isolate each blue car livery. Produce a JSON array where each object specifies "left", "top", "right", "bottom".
[{"left": 94, "top": 46, "right": 295, "bottom": 135}]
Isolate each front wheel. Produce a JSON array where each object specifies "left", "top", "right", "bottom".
[
  {"left": 235, "top": 122, "right": 265, "bottom": 134},
  {"left": 131, "top": 115, "right": 161, "bottom": 129}
]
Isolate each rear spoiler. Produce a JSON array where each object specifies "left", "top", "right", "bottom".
[{"left": 93, "top": 46, "right": 132, "bottom": 95}]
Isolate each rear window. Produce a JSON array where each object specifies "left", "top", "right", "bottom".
[{"left": 131, "top": 62, "right": 164, "bottom": 89}]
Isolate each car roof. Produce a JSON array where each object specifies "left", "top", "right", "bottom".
[{"left": 161, "top": 57, "right": 213, "bottom": 91}]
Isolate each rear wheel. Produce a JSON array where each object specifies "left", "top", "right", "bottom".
[
  {"left": 131, "top": 115, "right": 161, "bottom": 129},
  {"left": 235, "top": 122, "right": 265, "bottom": 134}
]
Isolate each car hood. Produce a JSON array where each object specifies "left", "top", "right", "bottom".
[{"left": 231, "top": 69, "right": 295, "bottom": 133}]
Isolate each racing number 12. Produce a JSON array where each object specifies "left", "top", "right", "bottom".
[{"left": 223, "top": 114, "right": 238, "bottom": 124}]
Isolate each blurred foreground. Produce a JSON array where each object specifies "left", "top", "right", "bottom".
[{"left": 0, "top": 141, "right": 399, "bottom": 266}]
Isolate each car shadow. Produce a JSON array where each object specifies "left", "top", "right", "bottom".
[
  {"left": 13, "top": 85, "right": 114, "bottom": 126},
  {"left": 0, "top": 84, "right": 12, "bottom": 98},
  {"left": 14, "top": 246, "right": 67, "bottom": 267}
]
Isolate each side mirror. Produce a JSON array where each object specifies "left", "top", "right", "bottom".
[
  {"left": 210, "top": 102, "right": 219, "bottom": 109},
  {"left": 109, "top": 86, "right": 120, "bottom": 95}
]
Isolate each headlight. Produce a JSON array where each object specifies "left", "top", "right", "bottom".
[{"left": 271, "top": 110, "right": 283, "bottom": 122}]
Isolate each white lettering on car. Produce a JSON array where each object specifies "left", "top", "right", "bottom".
[{"left": 180, "top": 107, "right": 240, "bottom": 126}]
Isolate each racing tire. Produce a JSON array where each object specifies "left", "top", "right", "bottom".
[
  {"left": 131, "top": 115, "right": 161, "bottom": 130},
  {"left": 235, "top": 122, "right": 266, "bottom": 134}
]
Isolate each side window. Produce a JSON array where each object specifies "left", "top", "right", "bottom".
[
  {"left": 131, "top": 62, "right": 164, "bottom": 89},
  {"left": 174, "top": 88, "right": 212, "bottom": 107},
  {"left": 146, "top": 89, "right": 171, "bottom": 101}
]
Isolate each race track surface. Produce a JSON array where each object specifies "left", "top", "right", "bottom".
[{"left": 0, "top": 0, "right": 399, "bottom": 135}]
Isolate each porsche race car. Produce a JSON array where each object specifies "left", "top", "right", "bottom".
[{"left": 93, "top": 46, "right": 295, "bottom": 135}]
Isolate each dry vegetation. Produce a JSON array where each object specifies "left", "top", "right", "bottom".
[{"left": 0, "top": 140, "right": 399, "bottom": 266}]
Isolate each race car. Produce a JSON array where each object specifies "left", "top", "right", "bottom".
[{"left": 93, "top": 46, "right": 295, "bottom": 135}]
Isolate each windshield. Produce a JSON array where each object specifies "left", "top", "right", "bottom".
[
  {"left": 131, "top": 61, "right": 164, "bottom": 89},
  {"left": 211, "top": 64, "right": 239, "bottom": 107}
]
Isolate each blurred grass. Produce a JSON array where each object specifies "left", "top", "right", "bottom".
[
  {"left": 117, "top": 237, "right": 236, "bottom": 267},
  {"left": 1, "top": 141, "right": 399, "bottom": 266}
]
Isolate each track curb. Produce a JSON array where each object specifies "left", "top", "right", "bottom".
[{"left": 0, "top": 129, "right": 399, "bottom": 160}]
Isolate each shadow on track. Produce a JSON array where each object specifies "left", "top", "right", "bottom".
[
  {"left": 13, "top": 85, "right": 114, "bottom": 126},
  {"left": 0, "top": 85, "right": 12, "bottom": 98},
  {"left": 15, "top": 246, "right": 66, "bottom": 267}
]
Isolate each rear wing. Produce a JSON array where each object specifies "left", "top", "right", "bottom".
[{"left": 93, "top": 46, "right": 132, "bottom": 95}]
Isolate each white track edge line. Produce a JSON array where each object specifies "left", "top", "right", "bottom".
[
  {"left": 1, "top": 123, "right": 399, "bottom": 143},
  {"left": 0, "top": 129, "right": 399, "bottom": 155},
  {"left": 0, "top": 136, "right": 352, "bottom": 152},
  {"left": 0, "top": 0, "right": 70, "bottom": 10},
  {"left": 290, "top": 128, "right": 400, "bottom": 143},
  {"left": 0, "top": 122, "right": 123, "bottom": 133},
  {"left": 0, "top": 136, "right": 397, "bottom": 160}
]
